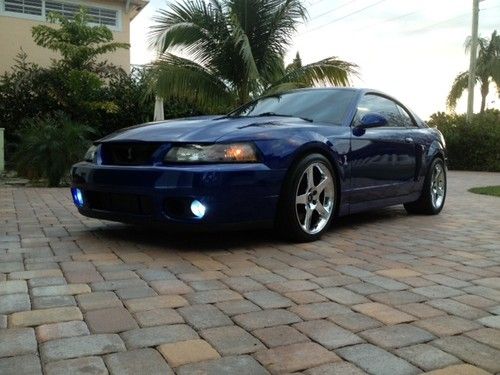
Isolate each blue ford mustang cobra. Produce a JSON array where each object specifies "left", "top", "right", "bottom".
[{"left": 71, "top": 88, "right": 447, "bottom": 242}]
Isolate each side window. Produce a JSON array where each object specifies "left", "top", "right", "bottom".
[
  {"left": 397, "top": 104, "right": 416, "bottom": 127},
  {"left": 356, "top": 94, "right": 402, "bottom": 127}
]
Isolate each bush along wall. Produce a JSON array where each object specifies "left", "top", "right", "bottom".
[{"left": 428, "top": 110, "right": 500, "bottom": 172}]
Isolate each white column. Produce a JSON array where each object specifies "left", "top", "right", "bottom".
[{"left": 154, "top": 97, "right": 165, "bottom": 121}]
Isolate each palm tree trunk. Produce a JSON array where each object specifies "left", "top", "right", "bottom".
[{"left": 480, "top": 79, "right": 489, "bottom": 113}]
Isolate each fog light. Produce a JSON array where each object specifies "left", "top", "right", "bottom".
[
  {"left": 71, "top": 188, "right": 84, "bottom": 207},
  {"left": 190, "top": 199, "right": 206, "bottom": 218}
]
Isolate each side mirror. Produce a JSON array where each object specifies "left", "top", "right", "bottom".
[{"left": 359, "top": 113, "right": 388, "bottom": 129}]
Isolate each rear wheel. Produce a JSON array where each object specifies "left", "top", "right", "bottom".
[
  {"left": 404, "top": 157, "right": 446, "bottom": 215},
  {"left": 277, "top": 154, "right": 337, "bottom": 242}
]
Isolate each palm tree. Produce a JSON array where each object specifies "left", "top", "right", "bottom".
[
  {"left": 448, "top": 30, "right": 500, "bottom": 113},
  {"left": 149, "top": 0, "right": 357, "bottom": 110}
]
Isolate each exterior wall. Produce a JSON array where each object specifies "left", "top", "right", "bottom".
[{"left": 0, "top": 0, "right": 131, "bottom": 74}]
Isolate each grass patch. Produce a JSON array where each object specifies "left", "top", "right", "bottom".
[{"left": 469, "top": 186, "right": 500, "bottom": 197}]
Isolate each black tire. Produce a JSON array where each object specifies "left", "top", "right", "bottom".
[
  {"left": 404, "top": 157, "right": 446, "bottom": 215},
  {"left": 276, "top": 153, "right": 337, "bottom": 242}
]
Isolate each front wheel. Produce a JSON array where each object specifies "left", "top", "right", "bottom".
[
  {"left": 404, "top": 157, "right": 446, "bottom": 215},
  {"left": 277, "top": 154, "right": 337, "bottom": 242}
]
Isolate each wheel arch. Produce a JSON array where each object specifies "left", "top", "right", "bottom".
[{"left": 278, "top": 142, "right": 344, "bottom": 217}]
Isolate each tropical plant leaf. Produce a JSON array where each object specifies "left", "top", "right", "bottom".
[
  {"left": 150, "top": 53, "right": 234, "bottom": 110},
  {"left": 267, "top": 57, "right": 358, "bottom": 94}
]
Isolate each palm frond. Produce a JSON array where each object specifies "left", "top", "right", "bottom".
[
  {"left": 267, "top": 57, "right": 358, "bottom": 93},
  {"left": 447, "top": 71, "right": 472, "bottom": 110},
  {"left": 149, "top": 53, "right": 234, "bottom": 110},
  {"left": 149, "top": 0, "right": 227, "bottom": 66}
]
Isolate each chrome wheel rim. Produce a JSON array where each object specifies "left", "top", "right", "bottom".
[
  {"left": 431, "top": 163, "right": 445, "bottom": 209},
  {"left": 295, "top": 162, "right": 335, "bottom": 235}
]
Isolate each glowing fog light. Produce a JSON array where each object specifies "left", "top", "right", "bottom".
[
  {"left": 71, "top": 188, "right": 84, "bottom": 207},
  {"left": 190, "top": 200, "right": 206, "bottom": 218}
]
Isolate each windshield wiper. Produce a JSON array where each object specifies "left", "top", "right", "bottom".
[{"left": 254, "top": 112, "right": 313, "bottom": 122}]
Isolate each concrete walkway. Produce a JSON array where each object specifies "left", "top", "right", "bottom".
[{"left": 0, "top": 171, "right": 499, "bottom": 374}]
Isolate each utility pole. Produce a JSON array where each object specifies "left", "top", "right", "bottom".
[{"left": 466, "top": 0, "right": 480, "bottom": 122}]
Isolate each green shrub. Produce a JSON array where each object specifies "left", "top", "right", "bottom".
[
  {"left": 14, "top": 113, "right": 94, "bottom": 186},
  {"left": 428, "top": 110, "right": 500, "bottom": 172}
]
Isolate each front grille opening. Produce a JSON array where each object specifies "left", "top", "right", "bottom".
[
  {"left": 101, "top": 142, "right": 162, "bottom": 166},
  {"left": 86, "top": 191, "right": 154, "bottom": 215}
]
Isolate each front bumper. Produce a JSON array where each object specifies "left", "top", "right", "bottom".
[{"left": 71, "top": 162, "right": 285, "bottom": 228}]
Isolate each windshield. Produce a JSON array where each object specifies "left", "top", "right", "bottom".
[{"left": 230, "top": 89, "right": 357, "bottom": 125}]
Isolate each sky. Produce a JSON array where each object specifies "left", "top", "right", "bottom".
[{"left": 130, "top": 0, "right": 500, "bottom": 119}]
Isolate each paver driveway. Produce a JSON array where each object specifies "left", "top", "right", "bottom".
[{"left": 1, "top": 171, "right": 499, "bottom": 375}]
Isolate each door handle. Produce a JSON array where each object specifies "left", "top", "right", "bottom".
[{"left": 405, "top": 137, "right": 414, "bottom": 143}]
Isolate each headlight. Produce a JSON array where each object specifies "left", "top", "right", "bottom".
[
  {"left": 164, "top": 143, "right": 259, "bottom": 163},
  {"left": 84, "top": 145, "right": 98, "bottom": 162}
]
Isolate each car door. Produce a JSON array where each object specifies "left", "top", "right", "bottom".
[{"left": 349, "top": 94, "right": 417, "bottom": 203}]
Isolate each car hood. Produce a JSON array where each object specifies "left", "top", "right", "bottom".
[{"left": 98, "top": 115, "right": 313, "bottom": 143}]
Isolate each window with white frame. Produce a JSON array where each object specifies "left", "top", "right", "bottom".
[
  {"left": 4, "top": 0, "right": 42, "bottom": 16},
  {"left": 2, "top": 0, "right": 120, "bottom": 29}
]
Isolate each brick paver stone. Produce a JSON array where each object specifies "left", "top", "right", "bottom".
[
  {"left": 414, "top": 316, "right": 482, "bottom": 336},
  {"left": 412, "top": 286, "right": 464, "bottom": 299},
  {"left": 427, "top": 298, "right": 489, "bottom": 319},
  {"left": 284, "top": 291, "right": 327, "bottom": 304},
  {"left": 369, "top": 291, "right": 427, "bottom": 305},
  {"left": 0, "top": 293, "right": 31, "bottom": 314},
  {"left": 376, "top": 269, "right": 422, "bottom": 278},
  {"left": 32, "top": 295, "right": 76, "bottom": 310},
  {"left": 233, "top": 309, "right": 302, "bottom": 330},
  {"left": 294, "top": 319, "right": 364, "bottom": 349},
  {"left": 254, "top": 342, "right": 340, "bottom": 373},
  {"left": 394, "top": 343, "right": 462, "bottom": 371},
  {"left": 158, "top": 339, "right": 220, "bottom": 367},
  {"left": 150, "top": 279, "right": 193, "bottom": 295},
  {"left": 432, "top": 335, "right": 500, "bottom": 373},
  {"left": 304, "top": 361, "right": 366, "bottom": 375},
  {"left": 201, "top": 325, "right": 265, "bottom": 355},
  {"left": 120, "top": 324, "right": 198, "bottom": 349},
  {"left": 477, "top": 315, "right": 500, "bottom": 329},
  {"left": 75, "top": 291, "right": 122, "bottom": 312},
  {"left": 134, "top": 308, "right": 184, "bottom": 327},
  {"left": 40, "top": 334, "right": 126, "bottom": 362},
  {"left": 244, "top": 290, "right": 294, "bottom": 308},
  {"left": 184, "top": 289, "right": 242, "bottom": 304},
  {"left": 36, "top": 320, "right": 90, "bottom": 343},
  {"left": 104, "top": 348, "right": 173, "bottom": 375},
  {"left": 44, "top": 356, "right": 107, "bottom": 375},
  {"left": 289, "top": 301, "right": 351, "bottom": 320},
  {"left": 317, "top": 287, "right": 369, "bottom": 305},
  {"left": 360, "top": 323, "right": 435, "bottom": 349},
  {"left": 177, "top": 304, "right": 233, "bottom": 330},
  {"left": 176, "top": 355, "right": 269, "bottom": 375},
  {"left": 252, "top": 325, "right": 310, "bottom": 348},
  {"left": 9, "top": 269, "right": 62, "bottom": 280},
  {"left": 124, "top": 295, "right": 188, "bottom": 312},
  {"left": 422, "top": 364, "right": 492, "bottom": 375},
  {"left": 352, "top": 302, "right": 416, "bottom": 325},
  {"left": 9, "top": 306, "right": 83, "bottom": 327},
  {"left": 85, "top": 307, "right": 138, "bottom": 333},
  {"left": 336, "top": 344, "right": 420, "bottom": 375},
  {"left": 0, "top": 328, "right": 37, "bottom": 358},
  {"left": 115, "top": 286, "right": 157, "bottom": 299},
  {"left": 0, "top": 354, "right": 42, "bottom": 375},
  {"left": 0, "top": 280, "right": 28, "bottom": 295},
  {"left": 328, "top": 311, "right": 382, "bottom": 332},
  {"left": 464, "top": 328, "right": 500, "bottom": 350},
  {"left": 215, "top": 300, "right": 261, "bottom": 316},
  {"left": 31, "top": 284, "right": 90, "bottom": 297}
]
